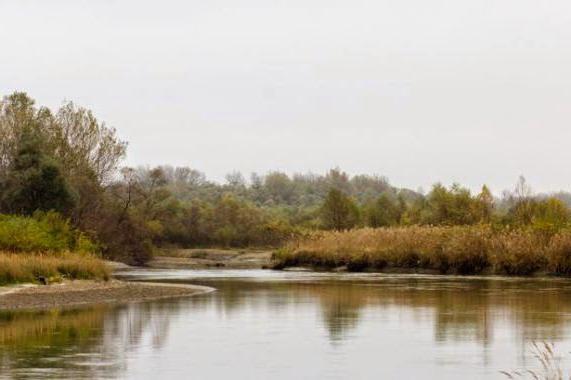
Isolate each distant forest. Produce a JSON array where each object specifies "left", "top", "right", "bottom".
[{"left": 1, "top": 92, "right": 571, "bottom": 264}]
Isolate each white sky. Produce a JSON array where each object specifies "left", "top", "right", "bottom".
[{"left": 2, "top": 0, "right": 571, "bottom": 193}]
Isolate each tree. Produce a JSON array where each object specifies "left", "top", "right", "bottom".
[
  {"left": 419, "top": 183, "right": 479, "bottom": 225},
  {"left": 475, "top": 185, "right": 494, "bottom": 223},
  {"left": 225, "top": 171, "right": 246, "bottom": 188},
  {"left": 0, "top": 128, "right": 74, "bottom": 215},
  {"left": 506, "top": 176, "right": 536, "bottom": 226},
  {"left": 365, "top": 193, "right": 402, "bottom": 227},
  {"left": 0, "top": 92, "right": 52, "bottom": 172},
  {"left": 264, "top": 172, "right": 296, "bottom": 204},
  {"left": 52, "top": 101, "right": 127, "bottom": 185},
  {"left": 320, "top": 189, "right": 359, "bottom": 230},
  {"left": 532, "top": 197, "right": 569, "bottom": 232}
]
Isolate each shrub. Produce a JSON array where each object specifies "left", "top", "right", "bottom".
[{"left": 0, "top": 212, "right": 97, "bottom": 253}]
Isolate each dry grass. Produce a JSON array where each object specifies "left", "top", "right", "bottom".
[
  {"left": 0, "top": 252, "right": 110, "bottom": 285},
  {"left": 273, "top": 226, "right": 571, "bottom": 275},
  {"left": 501, "top": 342, "right": 567, "bottom": 380}
]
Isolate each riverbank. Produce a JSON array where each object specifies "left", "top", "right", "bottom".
[
  {"left": 0, "top": 280, "right": 214, "bottom": 311},
  {"left": 148, "top": 248, "right": 272, "bottom": 269}
]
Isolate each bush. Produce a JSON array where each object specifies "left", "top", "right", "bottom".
[{"left": 0, "top": 212, "right": 97, "bottom": 253}]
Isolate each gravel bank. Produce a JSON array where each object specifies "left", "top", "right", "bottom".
[{"left": 0, "top": 280, "right": 214, "bottom": 311}]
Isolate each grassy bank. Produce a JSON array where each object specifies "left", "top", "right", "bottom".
[
  {"left": 273, "top": 226, "right": 571, "bottom": 276},
  {"left": 0, "top": 213, "right": 109, "bottom": 285},
  {"left": 0, "top": 253, "right": 110, "bottom": 285}
]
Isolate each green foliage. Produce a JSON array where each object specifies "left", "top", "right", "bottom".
[
  {"left": 531, "top": 198, "right": 570, "bottom": 234},
  {"left": 0, "top": 128, "right": 74, "bottom": 215},
  {"left": 502, "top": 197, "right": 570, "bottom": 236},
  {"left": 364, "top": 193, "right": 403, "bottom": 227},
  {"left": 116, "top": 167, "right": 571, "bottom": 251},
  {"left": 0, "top": 212, "right": 97, "bottom": 254},
  {"left": 144, "top": 193, "right": 297, "bottom": 248},
  {"left": 419, "top": 183, "right": 479, "bottom": 225}
]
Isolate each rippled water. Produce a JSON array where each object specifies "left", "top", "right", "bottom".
[{"left": 2, "top": 270, "right": 571, "bottom": 379}]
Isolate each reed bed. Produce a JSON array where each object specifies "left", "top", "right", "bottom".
[
  {"left": 0, "top": 252, "right": 110, "bottom": 285},
  {"left": 273, "top": 226, "right": 571, "bottom": 276}
]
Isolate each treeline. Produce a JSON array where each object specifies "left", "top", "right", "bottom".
[
  {"left": 2, "top": 91, "right": 571, "bottom": 265},
  {"left": 317, "top": 177, "right": 570, "bottom": 232},
  {"left": 120, "top": 165, "right": 571, "bottom": 251},
  {"left": 112, "top": 166, "right": 401, "bottom": 248}
]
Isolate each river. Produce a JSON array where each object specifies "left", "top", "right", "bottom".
[{"left": 2, "top": 269, "right": 571, "bottom": 379}]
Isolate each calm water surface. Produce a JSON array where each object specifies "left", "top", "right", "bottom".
[{"left": 2, "top": 270, "right": 571, "bottom": 379}]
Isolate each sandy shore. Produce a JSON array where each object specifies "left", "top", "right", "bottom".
[{"left": 0, "top": 280, "right": 214, "bottom": 311}]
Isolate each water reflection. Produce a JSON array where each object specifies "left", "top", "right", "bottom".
[
  {"left": 1, "top": 272, "right": 571, "bottom": 379},
  {"left": 0, "top": 301, "right": 184, "bottom": 380},
  {"left": 176, "top": 275, "right": 571, "bottom": 344}
]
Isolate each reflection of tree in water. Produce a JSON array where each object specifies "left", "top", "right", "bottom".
[
  {"left": 0, "top": 307, "right": 115, "bottom": 379},
  {"left": 183, "top": 277, "right": 571, "bottom": 346},
  {"left": 173, "top": 279, "right": 296, "bottom": 318},
  {"left": 315, "top": 284, "right": 363, "bottom": 343},
  {"left": 304, "top": 277, "right": 571, "bottom": 345},
  {"left": 0, "top": 300, "right": 188, "bottom": 380}
]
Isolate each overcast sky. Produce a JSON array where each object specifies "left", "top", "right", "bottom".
[{"left": 2, "top": 0, "right": 571, "bottom": 193}]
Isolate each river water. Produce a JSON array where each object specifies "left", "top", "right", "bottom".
[{"left": 2, "top": 269, "right": 571, "bottom": 379}]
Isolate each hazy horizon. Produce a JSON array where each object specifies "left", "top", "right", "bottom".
[{"left": 2, "top": 0, "right": 571, "bottom": 193}]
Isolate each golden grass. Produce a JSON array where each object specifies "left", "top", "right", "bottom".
[
  {"left": 0, "top": 252, "right": 110, "bottom": 285},
  {"left": 273, "top": 226, "right": 571, "bottom": 275}
]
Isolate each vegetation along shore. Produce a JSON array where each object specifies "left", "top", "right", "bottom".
[{"left": 3, "top": 90, "right": 571, "bottom": 305}]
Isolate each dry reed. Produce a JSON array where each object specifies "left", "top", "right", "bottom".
[{"left": 273, "top": 226, "right": 571, "bottom": 275}]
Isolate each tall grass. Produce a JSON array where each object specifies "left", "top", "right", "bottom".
[
  {"left": 0, "top": 252, "right": 110, "bottom": 285},
  {"left": 273, "top": 226, "right": 571, "bottom": 276}
]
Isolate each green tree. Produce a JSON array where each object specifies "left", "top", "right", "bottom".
[
  {"left": 365, "top": 193, "right": 402, "bottom": 227},
  {"left": 0, "top": 128, "right": 74, "bottom": 215},
  {"left": 320, "top": 189, "right": 359, "bottom": 230},
  {"left": 421, "top": 183, "right": 479, "bottom": 225}
]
